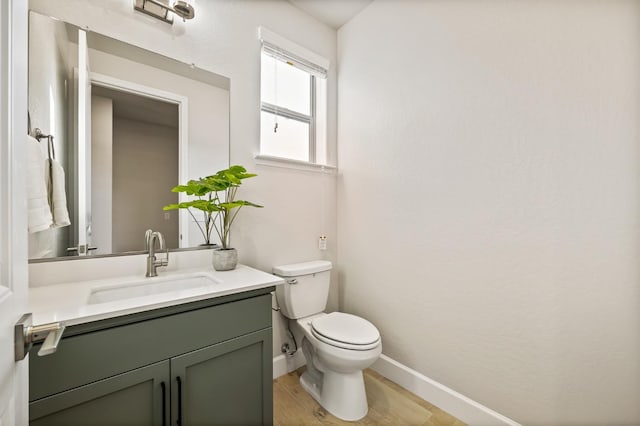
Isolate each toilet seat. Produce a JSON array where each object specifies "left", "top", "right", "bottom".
[{"left": 310, "top": 312, "right": 380, "bottom": 351}]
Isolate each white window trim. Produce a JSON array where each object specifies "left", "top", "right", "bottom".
[
  {"left": 254, "top": 154, "right": 336, "bottom": 174},
  {"left": 258, "top": 26, "right": 330, "bottom": 168},
  {"left": 258, "top": 27, "right": 330, "bottom": 71}
]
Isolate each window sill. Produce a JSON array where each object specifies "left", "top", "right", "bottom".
[{"left": 254, "top": 155, "right": 336, "bottom": 174}]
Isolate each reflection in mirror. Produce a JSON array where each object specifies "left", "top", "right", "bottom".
[
  {"left": 28, "top": 11, "right": 230, "bottom": 261},
  {"left": 91, "top": 85, "right": 179, "bottom": 253}
]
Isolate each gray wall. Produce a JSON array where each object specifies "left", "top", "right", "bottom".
[
  {"left": 90, "top": 95, "right": 113, "bottom": 255},
  {"left": 112, "top": 117, "right": 178, "bottom": 252}
]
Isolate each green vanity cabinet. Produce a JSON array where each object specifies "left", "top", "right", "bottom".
[
  {"left": 28, "top": 288, "right": 275, "bottom": 426},
  {"left": 30, "top": 360, "right": 169, "bottom": 426},
  {"left": 170, "top": 329, "right": 272, "bottom": 426}
]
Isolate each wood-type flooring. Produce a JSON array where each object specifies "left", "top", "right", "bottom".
[{"left": 274, "top": 368, "right": 466, "bottom": 426}]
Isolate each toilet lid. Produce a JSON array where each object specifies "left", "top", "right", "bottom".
[{"left": 311, "top": 312, "right": 380, "bottom": 350}]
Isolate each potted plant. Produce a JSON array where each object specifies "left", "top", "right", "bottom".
[{"left": 163, "top": 165, "right": 262, "bottom": 270}]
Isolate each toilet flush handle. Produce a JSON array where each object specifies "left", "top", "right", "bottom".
[{"left": 286, "top": 278, "right": 298, "bottom": 285}]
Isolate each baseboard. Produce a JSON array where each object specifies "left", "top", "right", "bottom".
[
  {"left": 272, "top": 351, "right": 519, "bottom": 425},
  {"left": 273, "top": 351, "right": 306, "bottom": 379},
  {"left": 372, "top": 354, "right": 521, "bottom": 426}
]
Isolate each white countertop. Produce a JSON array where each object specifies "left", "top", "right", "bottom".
[{"left": 28, "top": 264, "right": 284, "bottom": 327}]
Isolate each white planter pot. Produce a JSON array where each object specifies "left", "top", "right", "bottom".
[{"left": 212, "top": 248, "right": 238, "bottom": 271}]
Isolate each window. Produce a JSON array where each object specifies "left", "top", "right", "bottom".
[{"left": 259, "top": 28, "right": 328, "bottom": 165}]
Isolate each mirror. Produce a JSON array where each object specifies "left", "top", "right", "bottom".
[{"left": 27, "top": 11, "right": 230, "bottom": 261}]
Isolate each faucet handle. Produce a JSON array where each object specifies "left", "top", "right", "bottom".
[
  {"left": 153, "top": 231, "right": 169, "bottom": 267},
  {"left": 159, "top": 251, "right": 169, "bottom": 267}
]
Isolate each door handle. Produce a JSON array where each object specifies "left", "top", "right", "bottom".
[
  {"left": 176, "top": 376, "right": 182, "bottom": 426},
  {"left": 14, "top": 313, "right": 66, "bottom": 361},
  {"left": 160, "top": 381, "right": 167, "bottom": 426}
]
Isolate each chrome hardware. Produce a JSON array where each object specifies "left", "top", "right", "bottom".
[
  {"left": 32, "top": 127, "right": 51, "bottom": 141},
  {"left": 134, "top": 0, "right": 195, "bottom": 25},
  {"left": 66, "top": 244, "right": 98, "bottom": 255},
  {"left": 15, "top": 313, "right": 66, "bottom": 361},
  {"left": 145, "top": 229, "right": 169, "bottom": 277},
  {"left": 286, "top": 278, "right": 298, "bottom": 285}
]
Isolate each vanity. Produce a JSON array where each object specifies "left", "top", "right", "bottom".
[
  {"left": 24, "top": 7, "right": 280, "bottom": 425},
  {"left": 27, "top": 254, "right": 283, "bottom": 426}
]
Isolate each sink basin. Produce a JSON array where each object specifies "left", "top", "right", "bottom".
[{"left": 87, "top": 273, "right": 220, "bottom": 305}]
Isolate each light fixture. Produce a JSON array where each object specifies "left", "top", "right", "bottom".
[{"left": 133, "top": 0, "right": 195, "bottom": 24}]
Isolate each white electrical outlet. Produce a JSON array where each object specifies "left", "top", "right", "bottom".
[{"left": 318, "top": 236, "right": 327, "bottom": 250}]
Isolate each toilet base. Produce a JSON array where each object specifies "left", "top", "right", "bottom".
[
  {"left": 300, "top": 369, "right": 369, "bottom": 421},
  {"left": 300, "top": 370, "right": 322, "bottom": 402}
]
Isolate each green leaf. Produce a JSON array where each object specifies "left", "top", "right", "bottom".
[
  {"left": 217, "top": 200, "right": 263, "bottom": 210},
  {"left": 170, "top": 179, "right": 217, "bottom": 196},
  {"left": 189, "top": 200, "right": 224, "bottom": 213},
  {"left": 163, "top": 165, "right": 262, "bottom": 244}
]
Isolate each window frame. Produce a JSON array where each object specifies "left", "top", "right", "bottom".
[
  {"left": 260, "top": 60, "right": 316, "bottom": 163},
  {"left": 258, "top": 27, "right": 328, "bottom": 166}
]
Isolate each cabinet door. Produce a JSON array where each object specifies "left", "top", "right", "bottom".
[
  {"left": 30, "top": 360, "right": 170, "bottom": 426},
  {"left": 170, "top": 328, "right": 273, "bottom": 426}
]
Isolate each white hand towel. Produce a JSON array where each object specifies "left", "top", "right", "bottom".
[
  {"left": 27, "top": 134, "right": 53, "bottom": 233},
  {"left": 45, "top": 157, "right": 71, "bottom": 228}
]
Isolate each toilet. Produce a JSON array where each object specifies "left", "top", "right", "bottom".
[{"left": 273, "top": 260, "right": 382, "bottom": 421}]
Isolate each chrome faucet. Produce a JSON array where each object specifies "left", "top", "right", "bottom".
[{"left": 145, "top": 229, "right": 169, "bottom": 277}]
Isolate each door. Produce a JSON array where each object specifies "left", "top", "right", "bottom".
[
  {"left": 170, "top": 329, "right": 273, "bottom": 426},
  {"left": 0, "top": 0, "right": 30, "bottom": 424},
  {"left": 74, "top": 28, "right": 93, "bottom": 255},
  {"left": 29, "top": 360, "right": 169, "bottom": 426}
]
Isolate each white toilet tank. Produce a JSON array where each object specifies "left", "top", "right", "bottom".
[{"left": 273, "top": 260, "right": 332, "bottom": 319}]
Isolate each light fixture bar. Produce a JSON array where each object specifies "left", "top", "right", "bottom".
[{"left": 133, "top": 0, "right": 195, "bottom": 24}]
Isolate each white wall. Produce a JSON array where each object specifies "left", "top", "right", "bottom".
[
  {"left": 29, "top": 0, "right": 338, "bottom": 357},
  {"left": 338, "top": 1, "right": 640, "bottom": 425}
]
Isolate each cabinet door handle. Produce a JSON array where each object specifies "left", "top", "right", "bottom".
[
  {"left": 160, "top": 381, "right": 167, "bottom": 426},
  {"left": 176, "top": 376, "right": 182, "bottom": 426}
]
